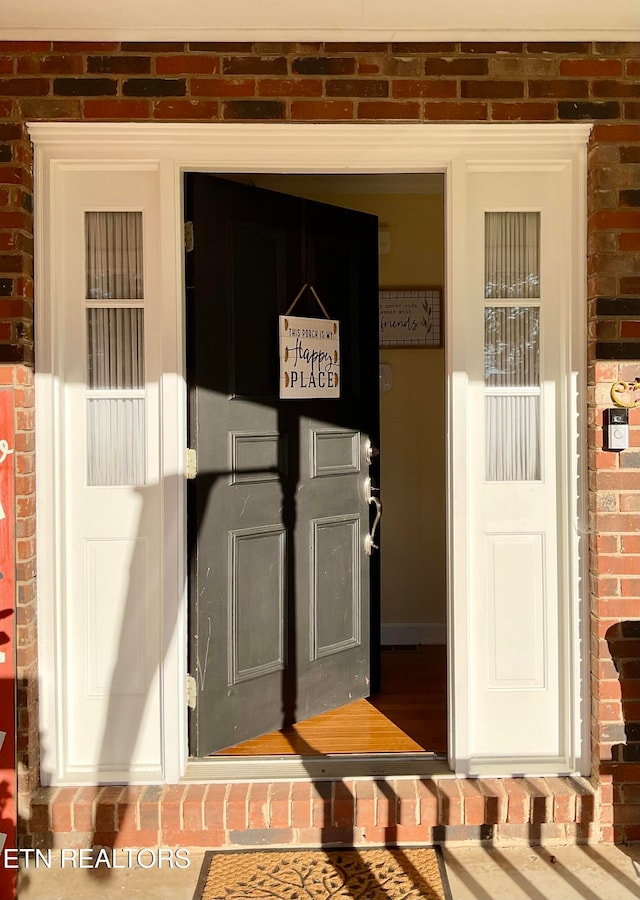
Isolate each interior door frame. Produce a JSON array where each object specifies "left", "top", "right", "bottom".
[{"left": 31, "top": 122, "right": 590, "bottom": 785}]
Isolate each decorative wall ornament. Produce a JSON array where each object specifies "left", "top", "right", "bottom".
[{"left": 610, "top": 378, "right": 640, "bottom": 408}]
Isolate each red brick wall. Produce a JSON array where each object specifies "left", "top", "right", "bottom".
[{"left": 0, "top": 39, "right": 638, "bottom": 843}]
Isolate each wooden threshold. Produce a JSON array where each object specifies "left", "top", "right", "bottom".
[{"left": 214, "top": 645, "right": 447, "bottom": 757}]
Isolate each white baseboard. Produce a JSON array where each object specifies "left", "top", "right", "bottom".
[{"left": 380, "top": 623, "right": 446, "bottom": 645}]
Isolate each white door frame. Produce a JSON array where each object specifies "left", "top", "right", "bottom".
[{"left": 31, "top": 123, "right": 590, "bottom": 784}]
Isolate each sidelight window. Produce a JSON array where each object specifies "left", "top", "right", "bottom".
[
  {"left": 85, "top": 211, "right": 146, "bottom": 486},
  {"left": 484, "top": 212, "right": 541, "bottom": 481}
]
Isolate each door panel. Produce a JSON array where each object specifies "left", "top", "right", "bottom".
[
  {"left": 186, "top": 175, "right": 379, "bottom": 755},
  {"left": 311, "top": 515, "right": 361, "bottom": 658},
  {"left": 230, "top": 525, "right": 286, "bottom": 683}
]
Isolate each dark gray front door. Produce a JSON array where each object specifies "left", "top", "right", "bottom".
[{"left": 186, "top": 175, "right": 380, "bottom": 756}]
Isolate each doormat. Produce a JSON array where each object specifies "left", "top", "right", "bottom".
[{"left": 193, "top": 846, "right": 452, "bottom": 900}]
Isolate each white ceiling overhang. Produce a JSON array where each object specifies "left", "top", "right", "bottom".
[{"left": 1, "top": 0, "right": 637, "bottom": 42}]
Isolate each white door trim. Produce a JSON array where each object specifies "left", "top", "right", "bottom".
[
  {"left": 31, "top": 123, "right": 591, "bottom": 783},
  {"left": 5, "top": 0, "right": 636, "bottom": 43}
]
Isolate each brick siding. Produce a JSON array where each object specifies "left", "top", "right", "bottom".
[{"left": 0, "top": 39, "right": 638, "bottom": 846}]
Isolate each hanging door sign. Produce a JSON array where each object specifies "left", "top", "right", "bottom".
[{"left": 279, "top": 315, "right": 340, "bottom": 399}]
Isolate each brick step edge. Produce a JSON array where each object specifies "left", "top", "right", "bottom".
[{"left": 22, "top": 775, "right": 599, "bottom": 849}]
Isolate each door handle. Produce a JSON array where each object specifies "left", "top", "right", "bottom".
[{"left": 364, "top": 477, "right": 382, "bottom": 556}]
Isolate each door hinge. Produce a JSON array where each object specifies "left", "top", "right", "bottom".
[
  {"left": 186, "top": 447, "right": 197, "bottom": 480},
  {"left": 187, "top": 674, "right": 197, "bottom": 710},
  {"left": 184, "top": 221, "right": 194, "bottom": 253}
]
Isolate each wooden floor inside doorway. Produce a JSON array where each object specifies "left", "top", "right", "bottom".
[{"left": 214, "top": 645, "right": 447, "bottom": 757}]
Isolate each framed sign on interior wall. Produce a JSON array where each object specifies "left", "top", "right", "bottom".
[{"left": 379, "top": 287, "right": 442, "bottom": 348}]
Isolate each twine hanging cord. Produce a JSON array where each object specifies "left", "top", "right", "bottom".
[{"left": 285, "top": 283, "right": 331, "bottom": 320}]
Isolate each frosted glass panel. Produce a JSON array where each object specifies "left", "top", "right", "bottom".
[
  {"left": 485, "top": 307, "right": 540, "bottom": 387},
  {"left": 485, "top": 212, "right": 540, "bottom": 299},
  {"left": 86, "top": 211, "right": 143, "bottom": 300},
  {"left": 88, "top": 308, "right": 144, "bottom": 389},
  {"left": 486, "top": 395, "right": 540, "bottom": 481},
  {"left": 87, "top": 398, "right": 145, "bottom": 486}
]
